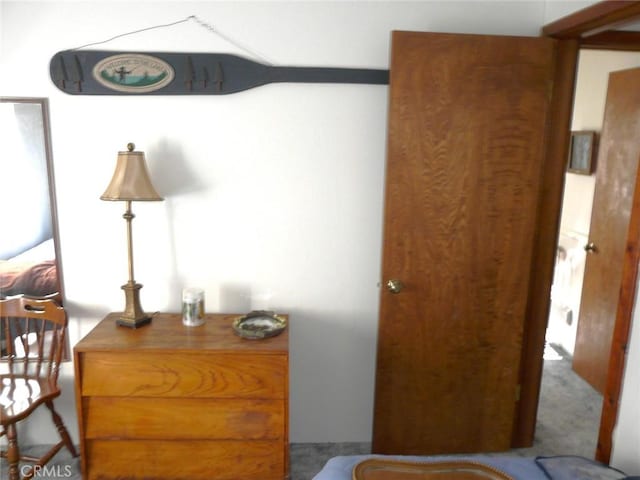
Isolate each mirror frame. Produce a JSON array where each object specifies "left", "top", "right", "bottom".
[{"left": 0, "top": 97, "right": 65, "bottom": 304}]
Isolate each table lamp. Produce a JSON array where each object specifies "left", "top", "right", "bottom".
[{"left": 101, "top": 143, "right": 163, "bottom": 328}]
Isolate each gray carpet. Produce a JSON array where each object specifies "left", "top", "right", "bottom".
[{"left": 1, "top": 346, "right": 602, "bottom": 480}]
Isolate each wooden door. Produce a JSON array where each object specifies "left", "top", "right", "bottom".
[
  {"left": 372, "top": 31, "right": 563, "bottom": 454},
  {"left": 572, "top": 67, "right": 640, "bottom": 394}
]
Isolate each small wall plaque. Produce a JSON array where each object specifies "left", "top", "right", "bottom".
[{"left": 568, "top": 131, "right": 597, "bottom": 175}]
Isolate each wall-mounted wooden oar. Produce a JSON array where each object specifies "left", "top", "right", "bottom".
[{"left": 49, "top": 50, "right": 389, "bottom": 95}]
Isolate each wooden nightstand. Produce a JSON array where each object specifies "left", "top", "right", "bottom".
[{"left": 74, "top": 312, "right": 289, "bottom": 480}]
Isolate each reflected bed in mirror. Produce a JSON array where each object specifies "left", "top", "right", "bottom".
[{"left": 0, "top": 97, "right": 63, "bottom": 302}]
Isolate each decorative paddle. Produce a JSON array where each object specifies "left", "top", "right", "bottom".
[{"left": 49, "top": 50, "right": 389, "bottom": 95}]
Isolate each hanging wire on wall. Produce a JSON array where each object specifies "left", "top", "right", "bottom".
[{"left": 69, "top": 15, "right": 274, "bottom": 65}]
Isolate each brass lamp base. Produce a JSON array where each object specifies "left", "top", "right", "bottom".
[{"left": 117, "top": 281, "right": 152, "bottom": 328}]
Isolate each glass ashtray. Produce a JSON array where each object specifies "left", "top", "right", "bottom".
[{"left": 232, "top": 311, "right": 287, "bottom": 340}]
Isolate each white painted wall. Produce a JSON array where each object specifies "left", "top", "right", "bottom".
[{"left": 2, "top": 0, "right": 637, "bottom": 474}]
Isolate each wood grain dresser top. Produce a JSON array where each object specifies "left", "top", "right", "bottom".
[{"left": 75, "top": 313, "right": 289, "bottom": 354}]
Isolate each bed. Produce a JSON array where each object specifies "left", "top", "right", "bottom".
[
  {"left": 312, "top": 454, "right": 639, "bottom": 480},
  {"left": 0, "top": 239, "right": 59, "bottom": 299}
]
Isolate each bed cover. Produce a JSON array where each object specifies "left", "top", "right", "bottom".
[
  {"left": 312, "top": 454, "right": 639, "bottom": 480},
  {"left": 0, "top": 239, "right": 58, "bottom": 298}
]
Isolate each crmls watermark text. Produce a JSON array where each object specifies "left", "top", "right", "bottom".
[{"left": 20, "top": 464, "right": 74, "bottom": 478}]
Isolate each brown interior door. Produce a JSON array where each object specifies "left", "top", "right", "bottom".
[
  {"left": 372, "top": 31, "right": 562, "bottom": 454},
  {"left": 572, "top": 67, "right": 640, "bottom": 394}
]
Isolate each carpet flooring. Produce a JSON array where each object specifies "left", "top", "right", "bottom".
[{"left": 1, "top": 345, "right": 602, "bottom": 480}]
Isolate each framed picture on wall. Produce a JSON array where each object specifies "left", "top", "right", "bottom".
[{"left": 568, "top": 131, "right": 597, "bottom": 175}]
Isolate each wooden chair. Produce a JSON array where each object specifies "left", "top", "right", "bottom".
[{"left": 0, "top": 296, "right": 78, "bottom": 480}]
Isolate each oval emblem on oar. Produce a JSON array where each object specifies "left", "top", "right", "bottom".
[{"left": 92, "top": 54, "right": 174, "bottom": 93}]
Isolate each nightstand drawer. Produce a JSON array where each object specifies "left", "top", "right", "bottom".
[
  {"left": 83, "top": 397, "right": 285, "bottom": 440},
  {"left": 79, "top": 352, "right": 286, "bottom": 398},
  {"left": 85, "top": 439, "right": 285, "bottom": 480}
]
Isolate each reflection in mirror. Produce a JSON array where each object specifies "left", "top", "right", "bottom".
[{"left": 0, "top": 98, "right": 63, "bottom": 302}]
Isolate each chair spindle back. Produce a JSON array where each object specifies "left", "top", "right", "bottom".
[{"left": 0, "top": 297, "right": 67, "bottom": 381}]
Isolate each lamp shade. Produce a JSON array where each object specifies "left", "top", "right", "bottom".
[{"left": 101, "top": 143, "right": 163, "bottom": 201}]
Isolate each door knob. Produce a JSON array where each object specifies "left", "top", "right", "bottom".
[
  {"left": 584, "top": 242, "right": 598, "bottom": 254},
  {"left": 386, "top": 279, "right": 404, "bottom": 294}
]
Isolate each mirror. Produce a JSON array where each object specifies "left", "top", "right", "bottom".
[{"left": 0, "top": 97, "right": 64, "bottom": 302}]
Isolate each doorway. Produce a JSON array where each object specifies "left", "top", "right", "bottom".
[
  {"left": 544, "top": 48, "right": 640, "bottom": 455},
  {"left": 550, "top": 48, "right": 640, "bottom": 359},
  {"left": 514, "top": 2, "right": 640, "bottom": 464}
]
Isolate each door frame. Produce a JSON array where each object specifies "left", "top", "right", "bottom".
[{"left": 515, "top": 0, "right": 640, "bottom": 463}]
